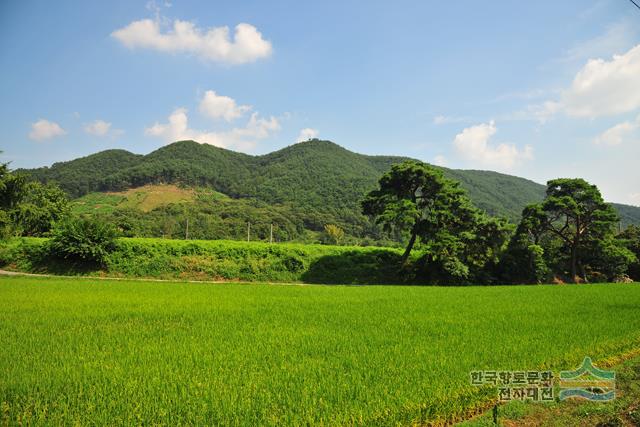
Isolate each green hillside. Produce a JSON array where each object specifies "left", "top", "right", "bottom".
[
  {"left": 24, "top": 149, "right": 143, "bottom": 197},
  {"left": 21, "top": 139, "right": 640, "bottom": 239}
]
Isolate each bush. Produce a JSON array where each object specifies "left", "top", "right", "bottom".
[{"left": 49, "top": 218, "right": 117, "bottom": 264}]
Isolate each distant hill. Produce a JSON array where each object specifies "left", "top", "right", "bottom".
[{"left": 21, "top": 139, "right": 640, "bottom": 238}]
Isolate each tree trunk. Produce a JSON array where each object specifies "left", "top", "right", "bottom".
[
  {"left": 401, "top": 229, "right": 418, "bottom": 264},
  {"left": 580, "top": 263, "right": 588, "bottom": 283},
  {"left": 570, "top": 243, "right": 578, "bottom": 283}
]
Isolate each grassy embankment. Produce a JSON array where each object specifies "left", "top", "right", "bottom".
[{"left": 0, "top": 237, "right": 407, "bottom": 284}]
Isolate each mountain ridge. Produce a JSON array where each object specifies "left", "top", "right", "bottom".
[{"left": 20, "top": 139, "right": 640, "bottom": 229}]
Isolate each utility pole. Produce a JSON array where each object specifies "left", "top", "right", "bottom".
[
  {"left": 270, "top": 223, "right": 273, "bottom": 244},
  {"left": 185, "top": 218, "right": 189, "bottom": 240},
  {"left": 247, "top": 222, "right": 251, "bottom": 242}
]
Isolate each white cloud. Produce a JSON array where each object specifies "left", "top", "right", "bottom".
[
  {"left": 28, "top": 119, "right": 66, "bottom": 141},
  {"left": 594, "top": 115, "right": 640, "bottom": 146},
  {"left": 452, "top": 121, "right": 533, "bottom": 170},
  {"left": 199, "top": 90, "right": 250, "bottom": 122},
  {"left": 145, "top": 108, "right": 280, "bottom": 151},
  {"left": 84, "top": 120, "right": 112, "bottom": 136},
  {"left": 562, "top": 44, "right": 640, "bottom": 118},
  {"left": 630, "top": 192, "right": 640, "bottom": 207},
  {"left": 111, "top": 19, "right": 272, "bottom": 64},
  {"left": 433, "top": 155, "right": 447, "bottom": 166},
  {"left": 297, "top": 128, "right": 319, "bottom": 142},
  {"left": 531, "top": 44, "right": 640, "bottom": 121}
]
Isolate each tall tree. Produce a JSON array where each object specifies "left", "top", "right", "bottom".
[
  {"left": 537, "top": 178, "right": 618, "bottom": 282},
  {"left": 361, "top": 160, "right": 478, "bottom": 264}
]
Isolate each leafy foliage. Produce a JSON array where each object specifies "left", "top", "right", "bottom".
[
  {"left": 323, "top": 224, "right": 345, "bottom": 245},
  {"left": 49, "top": 217, "right": 117, "bottom": 264},
  {"left": 11, "top": 182, "right": 69, "bottom": 236},
  {"left": 0, "top": 160, "right": 69, "bottom": 237},
  {"left": 539, "top": 178, "right": 620, "bottom": 281},
  {"left": 2, "top": 237, "right": 410, "bottom": 284},
  {"left": 619, "top": 225, "right": 640, "bottom": 281},
  {"left": 502, "top": 178, "right": 637, "bottom": 283},
  {"left": 363, "top": 161, "right": 513, "bottom": 284}
]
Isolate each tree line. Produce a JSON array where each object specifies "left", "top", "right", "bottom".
[{"left": 362, "top": 160, "right": 640, "bottom": 284}]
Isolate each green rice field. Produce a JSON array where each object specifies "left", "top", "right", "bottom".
[{"left": 1, "top": 276, "right": 639, "bottom": 425}]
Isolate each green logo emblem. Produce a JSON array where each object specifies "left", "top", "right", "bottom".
[{"left": 559, "top": 357, "right": 615, "bottom": 401}]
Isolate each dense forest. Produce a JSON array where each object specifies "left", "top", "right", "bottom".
[{"left": 20, "top": 140, "right": 640, "bottom": 242}]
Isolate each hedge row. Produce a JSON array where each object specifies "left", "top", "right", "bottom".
[{"left": 0, "top": 237, "right": 410, "bottom": 284}]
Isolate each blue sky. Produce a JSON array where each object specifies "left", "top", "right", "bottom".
[{"left": 1, "top": 0, "right": 639, "bottom": 205}]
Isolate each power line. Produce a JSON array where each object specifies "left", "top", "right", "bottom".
[{"left": 629, "top": 0, "right": 640, "bottom": 11}]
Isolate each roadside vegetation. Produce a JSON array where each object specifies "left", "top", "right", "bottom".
[{"left": 0, "top": 237, "right": 408, "bottom": 284}]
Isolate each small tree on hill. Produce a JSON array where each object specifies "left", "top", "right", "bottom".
[{"left": 324, "top": 224, "right": 345, "bottom": 245}]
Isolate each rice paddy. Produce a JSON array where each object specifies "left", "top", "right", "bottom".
[{"left": 1, "top": 276, "right": 639, "bottom": 425}]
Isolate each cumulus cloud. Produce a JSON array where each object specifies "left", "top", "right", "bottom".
[
  {"left": 84, "top": 120, "right": 112, "bottom": 136},
  {"left": 594, "top": 115, "right": 640, "bottom": 146},
  {"left": 111, "top": 19, "right": 272, "bottom": 64},
  {"left": 528, "top": 44, "right": 640, "bottom": 121},
  {"left": 28, "top": 119, "right": 66, "bottom": 141},
  {"left": 630, "top": 192, "right": 640, "bottom": 207},
  {"left": 453, "top": 121, "right": 533, "bottom": 170},
  {"left": 297, "top": 128, "right": 319, "bottom": 142},
  {"left": 199, "top": 90, "right": 250, "bottom": 122},
  {"left": 562, "top": 44, "right": 640, "bottom": 118},
  {"left": 145, "top": 108, "right": 280, "bottom": 151}
]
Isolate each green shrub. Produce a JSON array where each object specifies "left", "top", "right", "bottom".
[
  {"left": 0, "top": 237, "right": 47, "bottom": 270},
  {"left": 49, "top": 218, "right": 117, "bottom": 264}
]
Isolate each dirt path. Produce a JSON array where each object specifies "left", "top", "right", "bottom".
[{"left": 0, "top": 269, "right": 314, "bottom": 287}]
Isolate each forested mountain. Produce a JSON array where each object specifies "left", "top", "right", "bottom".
[{"left": 21, "top": 139, "right": 640, "bottom": 239}]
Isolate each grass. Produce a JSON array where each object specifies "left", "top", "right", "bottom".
[
  {"left": 71, "top": 184, "right": 220, "bottom": 214},
  {"left": 70, "top": 192, "right": 125, "bottom": 214},
  {"left": 1, "top": 276, "right": 640, "bottom": 425}
]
